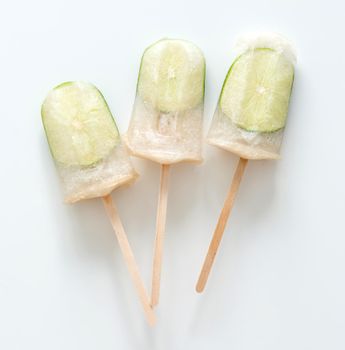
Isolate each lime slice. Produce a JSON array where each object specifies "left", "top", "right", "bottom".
[
  {"left": 137, "top": 39, "right": 205, "bottom": 112},
  {"left": 42, "top": 82, "right": 119, "bottom": 166},
  {"left": 220, "top": 48, "right": 294, "bottom": 132}
]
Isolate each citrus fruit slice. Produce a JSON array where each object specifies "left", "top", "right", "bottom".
[
  {"left": 137, "top": 39, "right": 205, "bottom": 112},
  {"left": 42, "top": 81, "right": 119, "bottom": 166},
  {"left": 220, "top": 48, "right": 294, "bottom": 132}
]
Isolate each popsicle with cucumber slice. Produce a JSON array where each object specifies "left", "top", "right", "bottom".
[
  {"left": 127, "top": 39, "right": 206, "bottom": 306},
  {"left": 197, "top": 33, "right": 296, "bottom": 293},
  {"left": 41, "top": 82, "right": 156, "bottom": 325}
]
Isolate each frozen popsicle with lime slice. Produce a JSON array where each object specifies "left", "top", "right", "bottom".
[
  {"left": 208, "top": 33, "right": 295, "bottom": 160},
  {"left": 41, "top": 82, "right": 155, "bottom": 325},
  {"left": 127, "top": 38, "right": 205, "bottom": 164},
  {"left": 127, "top": 39, "right": 206, "bottom": 306},
  {"left": 42, "top": 81, "right": 137, "bottom": 202},
  {"left": 197, "top": 33, "right": 296, "bottom": 293}
]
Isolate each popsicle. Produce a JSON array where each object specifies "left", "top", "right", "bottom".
[
  {"left": 196, "top": 33, "right": 296, "bottom": 292},
  {"left": 41, "top": 81, "right": 155, "bottom": 325},
  {"left": 127, "top": 39, "right": 206, "bottom": 306}
]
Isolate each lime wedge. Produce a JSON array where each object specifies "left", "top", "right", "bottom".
[
  {"left": 137, "top": 39, "right": 205, "bottom": 112},
  {"left": 220, "top": 48, "right": 294, "bottom": 132},
  {"left": 42, "top": 82, "right": 119, "bottom": 166}
]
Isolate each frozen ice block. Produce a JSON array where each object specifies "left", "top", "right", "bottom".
[
  {"left": 127, "top": 39, "right": 206, "bottom": 164},
  {"left": 207, "top": 33, "right": 296, "bottom": 160},
  {"left": 41, "top": 81, "right": 137, "bottom": 203}
]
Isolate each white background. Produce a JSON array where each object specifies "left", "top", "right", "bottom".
[{"left": 1, "top": 0, "right": 344, "bottom": 349}]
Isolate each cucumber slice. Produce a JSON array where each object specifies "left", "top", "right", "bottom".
[
  {"left": 220, "top": 48, "right": 294, "bottom": 132},
  {"left": 137, "top": 39, "right": 205, "bottom": 112},
  {"left": 42, "top": 82, "right": 119, "bottom": 166}
]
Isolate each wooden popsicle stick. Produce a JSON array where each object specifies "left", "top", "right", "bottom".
[
  {"left": 102, "top": 195, "right": 156, "bottom": 326},
  {"left": 196, "top": 157, "right": 248, "bottom": 293},
  {"left": 151, "top": 164, "right": 170, "bottom": 307}
]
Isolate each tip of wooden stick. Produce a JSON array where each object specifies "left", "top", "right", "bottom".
[
  {"left": 151, "top": 299, "right": 158, "bottom": 308},
  {"left": 195, "top": 282, "right": 205, "bottom": 294},
  {"left": 147, "top": 312, "right": 157, "bottom": 327},
  {"left": 151, "top": 289, "right": 159, "bottom": 308}
]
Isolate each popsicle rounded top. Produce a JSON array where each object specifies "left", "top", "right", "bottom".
[
  {"left": 137, "top": 38, "right": 205, "bottom": 112},
  {"left": 42, "top": 81, "right": 137, "bottom": 203},
  {"left": 207, "top": 32, "right": 296, "bottom": 160}
]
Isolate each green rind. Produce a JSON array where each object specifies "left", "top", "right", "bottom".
[{"left": 54, "top": 81, "right": 74, "bottom": 90}]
